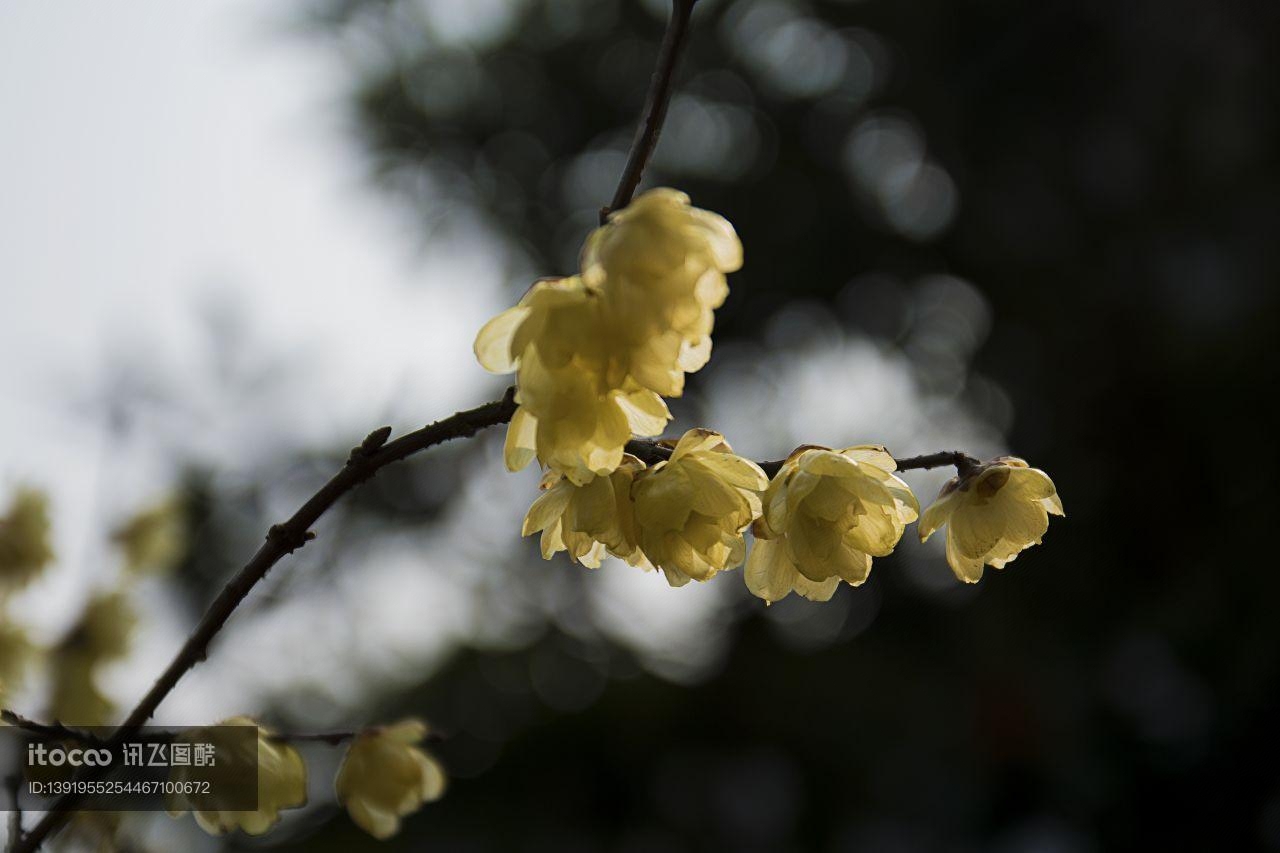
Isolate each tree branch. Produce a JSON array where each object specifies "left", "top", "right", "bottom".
[
  {"left": 893, "top": 450, "right": 982, "bottom": 476},
  {"left": 625, "top": 440, "right": 982, "bottom": 479},
  {"left": 2, "top": 710, "right": 112, "bottom": 747},
  {"left": 0, "top": 710, "right": 390, "bottom": 749},
  {"left": 601, "top": 0, "right": 699, "bottom": 223},
  {"left": 10, "top": 388, "right": 517, "bottom": 852}
]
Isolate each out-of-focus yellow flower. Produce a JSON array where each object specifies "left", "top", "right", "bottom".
[
  {"left": 474, "top": 190, "right": 740, "bottom": 483},
  {"left": 168, "top": 716, "right": 307, "bottom": 836},
  {"left": 476, "top": 276, "right": 669, "bottom": 484},
  {"left": 112, "top": 498, "right": 186, "bottom": 573},
  {"left": 522, "top": 455, "right": 649, "bottom": 568},
  {"left": 633, "top": 429, "right": 766, "bottom": 586},
  {"left": 919, "top": 456, "right": 1064, "bottom": 583},
  {"left": 48, "top": 655, "right": 115, "bottom": 726},
  {"left": 335, "top": 719, "right": 446, "bottom": 840},
  {"left": 63, "top": 813, "right": 122, "bottom": 851},
  {"left": 746, "top": 446, "right": 918, "bottom": 603},
  {"left": 0, "top": 622, "right": 33, "bottom": 702},
  {"left": 0, "top": 487, "right": 55, "bottom": 590},
  {"left": 48, "top": 591, "right": 137, "bottom": 725},
  {"left": 583, "top": 188, "right": 742, "bottom": 397},
  {"left": 67, "top": 591, "right": 135, "bottom": 662}
]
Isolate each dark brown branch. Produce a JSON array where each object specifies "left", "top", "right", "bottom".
[
  {"left": 2, "top": 710, "right": 111, "bottom": 747},
  {"left": 269, "top": 728, "right": 445, "bottom": 746},
  {"left": 893, "top": 450, "right": 982, "bottom": 477},
  {"left": 626, "top": 439, "right": 982, "bottom": 479},
  {"left": 601, "top": 0, "right": 699, "bottom": 223},
  {"left": 11, "top": 388, "right": 518, "bottom": 852},
  {"left": 266, "top": 730, "right": 359, "bottom": 746},
  {"left": 0, "top": 710, "right": 372, "bottom": 749}
]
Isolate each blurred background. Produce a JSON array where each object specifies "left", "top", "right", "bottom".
[{"left": 2, "top": 0, "right": 1278, "bottom": 850}]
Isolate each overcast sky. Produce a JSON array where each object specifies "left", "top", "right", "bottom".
[{"left": 0, "top": 0, "right": 515, "bottom": 631}]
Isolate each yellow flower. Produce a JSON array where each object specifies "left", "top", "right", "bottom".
[
  {"left": 65, "top": 591, "right": 135, "bottom": 661},
  {"left": 0, "top": 622, "right": 33, "bottom": 702},
  {"left": 583, "top": 188, "right": 742, "bottom": 397},
  {"left": 168, "top": 716, "right": 307, "bottom": 836},
  {"left": 0, "top": 487, "right": 55, "bottom": 590},
  {"left": 919, "top": 456, "right": 1064, "bottom": 583},
  {"left": 746, "top": 446, "right": 919, "bottom": 603},
  {"left": 49, "top": 655, "right": 115, "bottom": 726},
  {"left": 49, "top": 591, "right": 137, "bottom": 724},
  {"left": 476, "top": 276, "right": 669, "bottom": 484},
  {"left": 474, "top": 190, "right": 740, "bottom": 483},
  {"left": 632, "top": 429, "right": 766, "bottom": 586},
  {"left": 335, "top": 719, "right": 446, "bottom": 840},
  {"left": 112, "top": 498, "right": 186, "bottom": 573},
  {"left": 522, "top": 455, "right": 649, "bottom": 568}
]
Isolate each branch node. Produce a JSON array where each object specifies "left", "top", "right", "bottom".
[
  {"left": 266, "top": 524, "right": 313, "bottom": 553},
  {"left": 361, "top": 425, "right": 393, "bottom": 454}
]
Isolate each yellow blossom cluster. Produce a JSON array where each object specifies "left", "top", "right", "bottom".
[
  {"left": 478, "top": 189, "right": 1063, "bottom": 600},
  {"left": 475, "top": 189, "right": 740, "bottom": 484},
  {"left": 520, "top": 437, "right": 1062, "bottom": 600},
  {"left": 165, "top": 716, "right": 446, "bottom": 841},
  {"left": 523, "top": 429, "right": 766, "bottom": 587}
]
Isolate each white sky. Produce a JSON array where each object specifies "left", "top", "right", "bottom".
[{"left": 0, "top": 0, "right": 514, "bottom": 630}]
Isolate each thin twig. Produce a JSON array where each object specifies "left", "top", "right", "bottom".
[
  {"left": 893, "top": 450, "right": 982, "bottom": 477},
  {"left": 601, "top": 0, "right": 699, "bottom": 222},
  {"left": 1, "top": 711, "right": 111, "bottom": 747},
  {"left": 266, "top": 731, "right": 359, "bottom": 746},
  {"left": 268, "top": 729, "right": 446, "bottom": 746},
  {"left": 624, "top": 440, "right": 982, "bottom": 479},
  {"left": 1, "top": 710, "right": 374, "bottom": 749},
  {"left": 10, "top": 389, "right": 518, "bottom": 852}
]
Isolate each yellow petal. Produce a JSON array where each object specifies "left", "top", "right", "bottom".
[
  {"left": 669, "top": 428, "right": 729, "bottom": 462},
  {"left": 615, "top": 388, "right": 671, "bottom": 436},
  {"left": 503, "top": 408, "right": 538, "bottom": 472},
  {"left": 473, "top": 305, "right": 531, "bottom": 373},
  {"left": 522, "top": 482, "right": 572, "bottom": 537},
  {"left": 918, "top": 488, "right": 959, "bottom": 543},
  {"left": 945, "top": 530, "right": 985, "bottom": 583},
  {"left": 840, "top": 444, "right": 897, "bottom": 472}
]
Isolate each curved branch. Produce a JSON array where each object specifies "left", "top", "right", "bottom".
[
  {"left": 601, "top": 0, "right": 699, "bottom": 222},
  {"left": 11, "top": 388, "right": 517, "bottom": 852}
]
